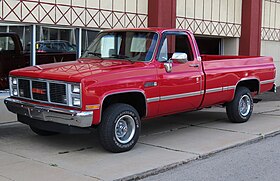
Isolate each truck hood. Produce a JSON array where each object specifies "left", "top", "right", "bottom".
[{"left": 10, "top": 58, "right": 143, "bottom": 82}]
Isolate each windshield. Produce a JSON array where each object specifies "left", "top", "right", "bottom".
[{"left": 82, "top": 31, "right": 158, "bottom": 62}]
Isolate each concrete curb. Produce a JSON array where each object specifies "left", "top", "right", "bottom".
[{"left": 119, "top": 130, "right": 280, "bottom": 181}]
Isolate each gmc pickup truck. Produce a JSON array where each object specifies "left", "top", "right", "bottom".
[
  {"left": 0, "top": 33, "right": 76, "bottom": 90},
  {"left": 5, "top": 28, "right": 276, "bottom": 153}
]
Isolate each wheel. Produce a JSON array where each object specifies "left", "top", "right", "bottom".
[
  {"left": 226, "top": 87, "right": 253, "bottom": 123},
  {"left": 98, "top": 103, "right": 141, "bottom": 153},
  {"left": 30, "top": 126, "right": 58, "bottom": 136}
]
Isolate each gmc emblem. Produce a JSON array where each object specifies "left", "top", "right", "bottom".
[{"left": 32, "top": 88, "right": 46, "bottom": 95}]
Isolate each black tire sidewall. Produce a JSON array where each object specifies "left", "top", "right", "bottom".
[
  {"left": 112, "top": 109, "right": 140, "bottom": 150},
  {"left": 98, "top": 103, "right": 141, "bottom": 152},
  {"left": 227, "top": 87, "right": 253, "bottom": 123}
]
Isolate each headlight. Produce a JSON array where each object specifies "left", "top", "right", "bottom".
[
  {"left": 12, "top": 88, "right": 18, "bottom": 96},
  {"left": 12, "top": 78, "right": 17, "bottom": 85},
  {"left": 10, "top": 77, "right": 18, "bottom": 97},
  {"left": 68, "top": 83, "right": 81, "bottom": 107},
  {"left": 72, "top": 97, "right": 81, "bottom": 106},
  {"left": 72, "top": 85, "right": 80, "bottom": 94}
]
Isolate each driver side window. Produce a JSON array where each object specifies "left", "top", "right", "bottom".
[
  {"left": 0, "top": 37, "right": 15, "bottom": 51},
  {"left": 158, "top": 33, "right": 194, "bottom": 62}
]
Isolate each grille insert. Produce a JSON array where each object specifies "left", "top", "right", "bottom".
[
  {"left": 50, "top": 83, "right": 67, "bottom": 104},
  {"left": 18, "top": 79, "right": 31, "bottom": 98},
  {"left": 32, "top": 81, "right": 48, "bottom": 101}
]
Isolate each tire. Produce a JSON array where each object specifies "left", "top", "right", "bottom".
[
  {"left": 98, "top": 103, "right": 141, "bottom": 153},
  {"left": 226, "top": 87, "right": 253, "bottom": 123},
  {"left": 30, "top": 126, "right": 58, "bottom": 136}
]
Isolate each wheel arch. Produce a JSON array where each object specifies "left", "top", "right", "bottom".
[
  {"left": 235, "top": 78, "right": 260, "bottom": 94},
  {"left": 99, "top": 90, "right": 147, "bottom": 123}
]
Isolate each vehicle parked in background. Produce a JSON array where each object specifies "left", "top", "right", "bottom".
[
  {"left": 5, "top": 28, "right": 276, "bottom": 153},
  {"left": 0, "top": 33, "right": 76, "bottom": 90},
  {"left": 26, "top": 40, "right": 76, "bottom": 53}
]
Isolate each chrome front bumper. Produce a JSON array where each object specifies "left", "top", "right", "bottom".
[{"left": 4, "top": 98, "right": 93, "bottom": 128}]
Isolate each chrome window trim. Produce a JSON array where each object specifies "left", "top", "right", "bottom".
[
  {"left": 158, "top": 29, "right": 201, "bottom": 62},
  {"left": 82, "top": 30, "right": 160, "bottom": 62}
]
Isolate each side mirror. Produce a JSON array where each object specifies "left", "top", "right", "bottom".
[
  {"left": 171, "top": 52, "right": 188, "bottom": 64},
  {"left": 164, "top": 60, "right": 173, "bottom": 73}
]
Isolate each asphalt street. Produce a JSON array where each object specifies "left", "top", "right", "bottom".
[{"left": 142, "top": 133, "right": 280, "bottom": 181}]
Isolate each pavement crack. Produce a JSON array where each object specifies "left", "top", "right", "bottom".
[
  {"left": 256, "top": 113, "right": 280, "bottom": 117},
  {"left": 192, "top": 125, "right": 260, "bottom": 136},
  {"left": 256, "top": 109, "right": 280, "bottom": 114},
  {"left": 58, "top": 146, "right": 93, "bottom": 155},
  {"left": 0, "top": 121, "right": 19, "bottom": 126},
  {"left": 0, "top": 174, "right": 15, "bottom": 181},
  {"left": 0, "top": 148, "right": 102, "bottom": 181},
  {"left": 139, "top": 142, "right": 200, "bottom": 156},
  {"left": 140, "top": 125, "right": 190, "bottom": 138},
  {"left": 192, "top": 118, "right": 228, "bottom": 126}
]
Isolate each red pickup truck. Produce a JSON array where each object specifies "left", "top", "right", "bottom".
[{"left": 5, "top": 28, "right": 276, "bottom": 153}]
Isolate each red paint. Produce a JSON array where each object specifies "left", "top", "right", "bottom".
[
  {"left": 148, "top": 0, "right": 176, "bottom": 28},
  {"left": 239, "top": 0, "right": 262, "bottom": 56},
  {"left": 10, "top": 28, "right": 276, "bottom": 125}
]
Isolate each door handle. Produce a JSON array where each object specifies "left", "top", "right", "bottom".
[{"left": 189, "top": 64, "right": 199, "bottom": 68}]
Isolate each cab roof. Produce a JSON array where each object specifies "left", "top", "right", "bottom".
[{"left": 101, "top": 28, "right": 193, "bottom": 34}]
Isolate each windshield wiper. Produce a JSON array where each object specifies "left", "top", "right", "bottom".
[
  {"left": 109, "top": 54, "right": 136, "bottom": 63},
  {"left": 86, "top": 52, "right": 103, "bottom": 59},
  {"left": 110, "top": 54, "right": 130, "bottom": 59}
]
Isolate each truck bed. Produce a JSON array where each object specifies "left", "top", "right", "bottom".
[{"left": 200, "top": 55, "right": 275, "bottom": 108}]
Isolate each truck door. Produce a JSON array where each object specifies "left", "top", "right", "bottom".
[
  {"left": 0, "top": 34, "right": 23, "bottom": 90},
  {"left": 156, "top": 31, "right": 204, "bottom": 115}
]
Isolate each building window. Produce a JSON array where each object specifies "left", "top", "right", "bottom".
[
  {"left": 37, "top": 26, "right": 76, "bottom": 45},
  {"left": 82, "top": 29, "right": 99, "bottom": 53},
  {"left": 195, "top": 36, "right": 222, "bottom": 55}
]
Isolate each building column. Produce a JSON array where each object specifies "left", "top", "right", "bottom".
[
  {"left": 30, "top": 24, "right": 36, "bottom": 66},
  {"left": 239, "top": 0, "right": 262, "bottom": 56},
  {"left": 75, "top": 28, "right": 82, "bottom": 59},
  {"left": 148, "top": 0, "right": 176, "bottom": 28}
]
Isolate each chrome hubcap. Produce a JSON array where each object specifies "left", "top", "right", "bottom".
[
  {"left": 239, "top": 95, "right": 251, "bottom": 117},
  {"left": 115, "top": 115, "right": 136, "bottom": 144}
]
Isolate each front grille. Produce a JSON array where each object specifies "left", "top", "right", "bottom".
[
  {"left": 32, "top": 81, "right": 48, "bottom": 101},
  {"left": 17, "top": 78, "right": 69, "bottom": 106},
  {"left": 50, "top": 83, "right": 67, "bottom": 104},
  {"left": 18, "top": 79, "right": 31, "bottom": 98}
]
